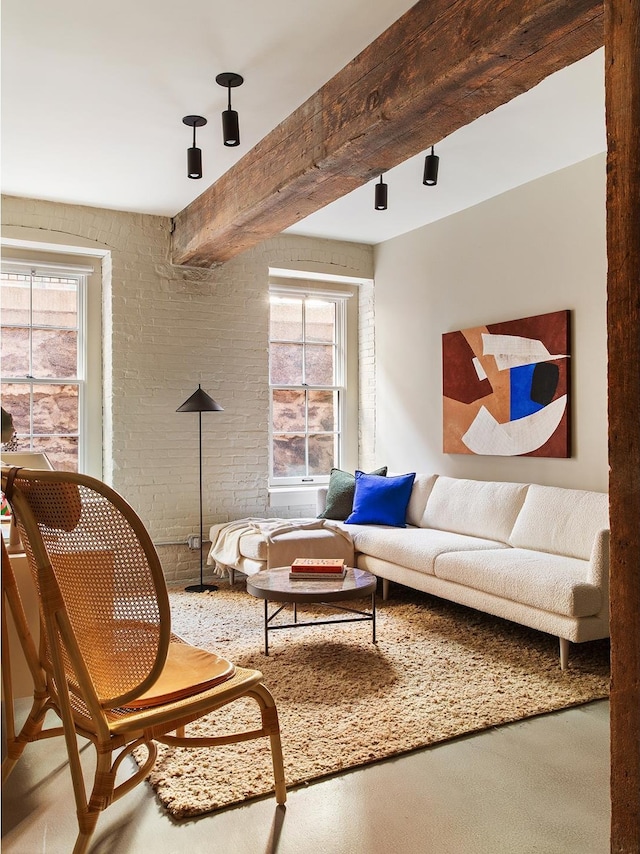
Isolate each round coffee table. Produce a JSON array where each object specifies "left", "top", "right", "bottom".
[{"left": 246, "top": 566, "right": 377, "bottom": 655}]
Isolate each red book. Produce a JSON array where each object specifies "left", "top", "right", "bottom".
[{"left": 290, "top": 558, "right": 346, "bottom": 573}]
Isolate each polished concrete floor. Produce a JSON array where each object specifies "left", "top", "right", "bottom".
[{"left": 2, "top": 698, "right": 609, "bottom": 854}]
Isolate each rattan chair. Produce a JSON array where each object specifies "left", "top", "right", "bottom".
[{"left": 1, "top": 466, "right": 286, "bottom": 854}]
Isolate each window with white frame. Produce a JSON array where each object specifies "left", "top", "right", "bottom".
[
  {"left": 1, "top": 260, "right": 92, "bottom": 471},
  {"left": 269, "top": 286, "right": 350, "bottom": 486}
]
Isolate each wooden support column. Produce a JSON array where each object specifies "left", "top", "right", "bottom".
[
  {"left": 172, "top": 0, "right": 603, "bottom": 266},
  {"left": 605, "top": 0, "right": 640, "bottom": 849}
]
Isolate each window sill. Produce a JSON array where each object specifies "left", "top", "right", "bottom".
[{"left": 268, "top": 486, "right": 322, "bottom": 508}]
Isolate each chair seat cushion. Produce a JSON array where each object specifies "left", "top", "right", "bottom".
[{"left": 124, "top": 641, "right": 235, "bottom": 709}]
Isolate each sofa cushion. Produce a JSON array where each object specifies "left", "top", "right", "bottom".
[
  {"left": 434, "top": 548, "right": 602, "bottom": 617},
  {"left": 421, "top": 477, "right": 528, "bottom": 544},
  {"left": 509, "top": 484, "right": 609, "bottom": 560},
  {"left": 346, "top": 471, "right": 416, "bottom": 527},
  {"left": 238, "top": 532, "right": 268, "bottom": 561},
  {"left": 318, "top": 466, "right": 387, "bottom": 521},
  {"left": 239, "top": 527, "right": 355, "bottom": 566},
  {"left": 345, "top": 525, "right": 510, "bottom": 575},
  {"left": 404, "top": 473, "right": 438, "bottom": 527}
]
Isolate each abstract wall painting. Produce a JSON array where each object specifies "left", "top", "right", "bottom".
[{"left": 442, "top": 310, "right": 571, "bottom": 457}]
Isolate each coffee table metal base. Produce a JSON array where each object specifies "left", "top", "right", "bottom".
[
  {"left": 246, "top": 567, "right": 377, "bottom": 655},
  {"left": 261, "top": 595, "right": 376, "bottom": 655}
]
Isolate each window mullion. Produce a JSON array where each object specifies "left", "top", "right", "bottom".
[{"left": 28, "top": 268, "right": 34, "bottom": 379}]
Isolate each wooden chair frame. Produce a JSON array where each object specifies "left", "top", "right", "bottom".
[{"left": 1, "top": 466, "right": 286, "bottom": 854}]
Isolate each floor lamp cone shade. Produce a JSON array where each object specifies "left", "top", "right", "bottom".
[
  {"left": 177, "top": 385, "right": 224, "bottom": 593},
  {"left": 176, "top": 386, "right": 224, "bottom": 414}
]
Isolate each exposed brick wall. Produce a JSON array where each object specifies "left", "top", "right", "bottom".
[
  {"left": 2, "top": 195, "right": 374, "bottom": 585},
  {"left": 358, "top": 280, "right": 376, "bottom": 471}
]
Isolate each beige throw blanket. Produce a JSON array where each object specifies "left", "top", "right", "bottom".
[{"left": 206, "top": 518, "right": 352, "bottom": 577}]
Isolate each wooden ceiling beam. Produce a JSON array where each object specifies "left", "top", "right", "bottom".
[{"left": 172, "top": 0, "right": 604, "bottom": 266}]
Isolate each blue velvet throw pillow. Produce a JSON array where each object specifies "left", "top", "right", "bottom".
[{"left": 345, "top": 471, "right": 416, "bottom": 527}]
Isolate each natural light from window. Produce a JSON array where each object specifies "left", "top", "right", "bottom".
[
  {"left": 1, "top": 266, "right": 85, "bottom": 471},
  {"left": 269, "top": 291, "right": 346, "bottom": 485}
]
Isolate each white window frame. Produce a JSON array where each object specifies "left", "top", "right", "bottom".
[
  {"left": 268, "top": 283, "right": 352, "bottom": 488},
  {"left": 1, "top": 255, "right": 97, "bottom": 474}
]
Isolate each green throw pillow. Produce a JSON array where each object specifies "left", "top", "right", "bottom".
[{"left": 318, "top": 466, "right": 387, "bottom": 521}]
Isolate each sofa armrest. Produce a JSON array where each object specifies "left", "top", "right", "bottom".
[
  {"left": 316, "top": 487, "right": 328, "bottom": 516},
  {"left": 588, "top": 528, "right": 610, "bottom": 612}
]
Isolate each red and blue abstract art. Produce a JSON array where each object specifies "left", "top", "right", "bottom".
[{"left": 442, "top": 310, "right": 570, "bottom": 457}]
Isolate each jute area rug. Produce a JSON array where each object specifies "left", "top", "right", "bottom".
[{"left": 146, "top": 583, "right": 610, "bottom": 819}]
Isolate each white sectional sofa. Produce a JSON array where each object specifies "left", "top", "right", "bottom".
[{"left": 317, "top": 474, "right": 610, "bottom": 669}]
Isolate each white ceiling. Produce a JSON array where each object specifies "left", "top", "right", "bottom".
[{"left": 1, "top": 0, "right": 605, "bottom": 247}]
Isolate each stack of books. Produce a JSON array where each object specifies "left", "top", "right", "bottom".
[{"left": 288, "top": 558, "right": 347, "bottom": 580}]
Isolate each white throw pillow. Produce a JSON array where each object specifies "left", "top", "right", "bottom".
[{"left": 405, "top": 473, "right": 438, "bottom": 527}]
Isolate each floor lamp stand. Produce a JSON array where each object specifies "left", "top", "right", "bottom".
[
  {"left": 177, "top": 384, "right": 223, "bottom": 593},
  {"left": 185, "top": 411, "right": 218, "bottom": 593}
]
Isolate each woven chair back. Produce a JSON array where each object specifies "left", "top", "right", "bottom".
[{"left": 2, "top": 467, "right": 171, "bottom": 709}]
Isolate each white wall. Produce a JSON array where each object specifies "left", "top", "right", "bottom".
[{"left": 372, "top": 154, "right": 607, "bottom": 492}]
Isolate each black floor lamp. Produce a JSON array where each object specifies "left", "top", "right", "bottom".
[{"left": 177, "top": 384, "right": 223, "bottom": 593}]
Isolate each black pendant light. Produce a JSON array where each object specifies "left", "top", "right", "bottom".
[
  {"left": 374, "top": 174, "right": 388, "bottom": 210},
  {"left": 423, "top": 146, "right": 439, "bottom": 186},
  {"left": 216, "top": 72, "right": 244, "bottom": 147},
  {"left": 182, "top": 115, "right": 207, "bottom": 179}
]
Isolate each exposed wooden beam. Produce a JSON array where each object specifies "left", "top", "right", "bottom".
[
  {"left": 172, "top": 0, "right": 603, "bottom": 267},
  {"left": 606, "top": 0, "right": 640, "bottom": 849}
]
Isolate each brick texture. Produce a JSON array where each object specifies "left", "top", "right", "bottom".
[{"left": 2, "top": 195, "right": 374, "bottom": 583}]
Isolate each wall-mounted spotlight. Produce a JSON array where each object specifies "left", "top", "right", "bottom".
[
  {"left": 182, "top": 115, "right": 207, "bottom": 179},
  {"left": 216, "top": 72, "right": 244, "bottom": 146},
  {"left": 374, "top": 174, "right": 388, "bottom": 210},
  {"left": 423, "top": 146, "right": 439, "bottom": 186}
]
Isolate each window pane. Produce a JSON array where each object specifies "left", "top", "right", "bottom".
[
  {"left": 308, "top": 434, "right": 336, "bottom": 475},
  {"left": 32, "top": 383, "right": 79, "bottom": 434},
  {"left": 0, "top": 273, "right": 30, "bottom": 325},
  {"left": 270, "top": 342, "right": 303, "bottom": 384},
  {"left": 270, "top": 297, "right": 302, "bottom": 341},
  {"left": 32, "top": 275, "right": 78, "bottom": 328},
  {"left": 32, "top": 435, "right": 78, "bottom": 472},
  {"left": 1, "top": 327, "right": 30, "bottom": 377},
  {"left": 272, "top": 434, "right": 306, "bottom": 477},
  {"left": 272, "top": 389, "right": 305, "bottom": 432},
  {"left": 32, "top": 328, "right": 78, "bottom": 378},
  {"left": 305, "top": 344, "right": 334, "bottom": 385},
  {"left": 305, "top": 300, "right": 335, "bottom": 343},
  {"left": 308, "top": 390, "right": 336, "bottom": 431},
  {"left": 1, "top": 383, "right": 30, "bottom": 434}
]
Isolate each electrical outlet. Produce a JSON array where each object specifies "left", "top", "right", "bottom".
[{"left": 187, "top": 534, "right": 201, "bottom": 550}]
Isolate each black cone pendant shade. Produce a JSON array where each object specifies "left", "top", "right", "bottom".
[
  {"left": 177, "top": 385, "right": 224, "bottom": 592},
  {"left": 216, "top": 72, "right": 244, "bottom": 147}
]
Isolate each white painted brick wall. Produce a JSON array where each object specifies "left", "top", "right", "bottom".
[
  {"left": 2, "top": 195, "right": 375, "bottom": 583},
  {"left": 358, "top": 280, "right": 377, "bottom": 470}
]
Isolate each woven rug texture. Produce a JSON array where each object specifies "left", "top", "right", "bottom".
[{"left": 144, "top": 584, "right": 610, "bottom": 819}]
